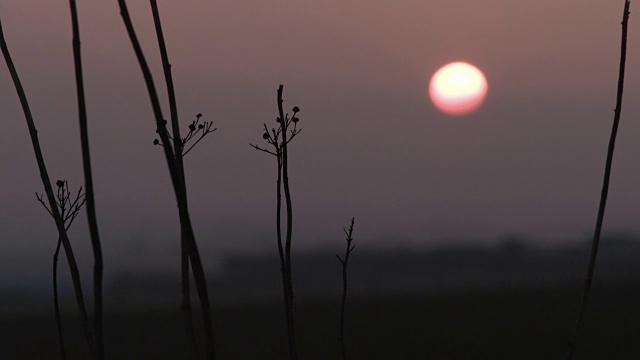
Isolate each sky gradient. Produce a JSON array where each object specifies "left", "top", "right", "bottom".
[{"left": 2, "top": 0, "right": 640, "bottom": 279}]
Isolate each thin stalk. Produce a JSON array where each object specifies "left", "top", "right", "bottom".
[
  {"left": 337, "top": 218, "right": 355, "bottom": 360},
  {"left": 53, "top": 236, "right": 67, "bottom": 360},
  {"left": 251, "top": 86, "right": 302, "bottom": 359},
  {"left": 68, "top": 2, "right": 104, "bottom": 358},
  {"left": 276, "top": 155, "right": 289, "bottom": 328},
  {"left": 277, "top": 85, "right": 298, "bottom": 360},
  {"left": 565, "top": 1, "right": 630, "bottom": 359},
  {"left": 0, "top": 14, "right": 95, "bottom": 358},
  {"left": 118, "top": 1, "right": 216, "bottom": 358},
  {"left": 148, "top": 0, "right": 197, "bottom": 351}
]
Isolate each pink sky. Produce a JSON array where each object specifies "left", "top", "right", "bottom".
[{"left": 1, "top": 0, "right": 640, "bottom": 275}]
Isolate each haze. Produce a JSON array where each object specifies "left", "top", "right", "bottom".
[{"left": 2, "top": 0, "right": 640, "bottom": 279}]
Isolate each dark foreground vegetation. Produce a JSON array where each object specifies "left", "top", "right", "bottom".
[{"left": 3, "top": 280, "right": 640, "bottom": 360}]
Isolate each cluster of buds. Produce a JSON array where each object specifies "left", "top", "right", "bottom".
[
  {"left": 36, "top": 179, "right": 86, "bottom": 228},
  {"left": 259, "top": 106, "right": 302, "bottom": 152},
  {"left": 153, "top": 113, "right": 217, "bottom": 157}
]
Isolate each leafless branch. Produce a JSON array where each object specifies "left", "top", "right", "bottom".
[{"left": 565, "top": 1, "right": 631, "bottom": 359}]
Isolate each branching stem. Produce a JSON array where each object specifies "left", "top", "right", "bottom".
[{"left": 337, "top": 218, "right": 355, "bottom": 360}]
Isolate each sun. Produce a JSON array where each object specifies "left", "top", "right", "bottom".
[{"left": 429, "top": 62, "right": 488, "bottom": 116}]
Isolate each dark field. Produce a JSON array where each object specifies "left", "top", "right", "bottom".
[{"left": 3, "top": 281, "right": 640, "bottom": 360}]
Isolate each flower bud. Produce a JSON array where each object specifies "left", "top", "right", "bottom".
[
  {"left": 189, "top": 124, "right": 196, "bottom": 132},
  {"left": 292, "top": 106, "right": 300, "bottom": 113},
  {"left": 263, "top": 133, "right": 269, "bottom": 140},
  {"left": 153, "top": 139, "right": 160, "bottom": 145},
  {"left": 56, "top": 180, "right": 64, "bottom": 188}
]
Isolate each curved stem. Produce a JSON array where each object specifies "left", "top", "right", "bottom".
[
  {"left": 565, "top": 1, "right": 630, "bottom": 358},
  {"left": 0, "top": 14, "right": 94, "bottom": 358},
  {"left": 68, "top": 2, "right": 104, "bottom": 358}
]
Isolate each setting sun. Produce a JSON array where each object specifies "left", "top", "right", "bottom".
[{"left": 429, "top": 62, "right": 488, "bottom": 116}]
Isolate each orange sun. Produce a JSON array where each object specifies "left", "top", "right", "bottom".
[{"left": 429, "top": 62, "right": 488, "bottom": 116}]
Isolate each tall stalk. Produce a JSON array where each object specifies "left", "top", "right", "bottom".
[
  {"left": 148, "top": 0, "right": 197, "bottom": 351},
  {"left": 68, "top": 1, "right": 104, "bottom": 358},
  {"left": 565, "top": 1, "right": 630, "bottom": 358},
  {"left": 278, "top": 86, "right": 298, "bottom": 360},
  {"left": 117, "top": 1, "right": 216, "bottom": 358},
  {"left": 0, "top": 14, "right": 95, "bottom": 358},
  {"left": 251, "top": 85, "right": 302, "bottom": 359}
]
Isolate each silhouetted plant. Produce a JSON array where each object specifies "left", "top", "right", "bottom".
[
  {"left": 0, "top": 14, "right": 96, "bottom": 359},
  {"left": 68, "top": 1, "right": 105, "bottom": 358},
  {"left": 251, "top": 85, "right": 302, "bottom": 360},
  {"left": 154, "top": 113, "right": 216, "bottom": 157},
  {"left": 37, "top": 180, "right": 86, "bottom": 360},
  {"left": 565, "top": 1, "right": 630, "bottom": 359},
  {"left": 118, "top": 1, "right": 217, "bottom": 358},
  {"left": 337, "top": 217, "right": 355, "bottom": 360}
]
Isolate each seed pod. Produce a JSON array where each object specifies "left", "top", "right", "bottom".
[
  {"left": 153, "top": 139, "right": 160, "bottom": 145},
  {"left": 189, "top": 124, "right": 196, "bottom": 132},
  {"left": 263, "top": 133, "right": 270, "bottom": 140},
  {"left": 292, "top": 106, "right": 300, "bottom": 113},
  {"left": 56, "top": 180, "right": 64, "bottom": 188}
]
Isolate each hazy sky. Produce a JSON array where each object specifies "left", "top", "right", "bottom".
[{"left": 2, "top": 0, "right": 640, "bottom": 278}]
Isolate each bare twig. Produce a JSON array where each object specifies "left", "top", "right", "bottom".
[
  {"left": 39, "top": 181, "right": 86, "bottom": 360},
  {"left": 52, "top": 235, "right": 66, "bottom": 360},
  {"left": 119, "top": 1, "right": 216, "bottom": 358},
  {"left": 0, "top": 15, "right": 95, "bottom": 358},
  {"left": 68, "top": 2, "right": 104, "bottom": 358},
  {"left": 252, "top": 85, "right": 301, "bottom": 360},
  {"left": 337, "top": 217, "right": 355, "bottom": 360},
  {"left": 565, "top": 1, "right": 631, "bottom": 359},
  {"left": 149, "top": 0, "right": 195, "bottom": 351}
]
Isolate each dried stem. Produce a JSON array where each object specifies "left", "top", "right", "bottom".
[
  {"left": 252, "top": 85, "right": 301, "bottom": 360},
  {"left": 68, "top": 1, "right": 104, "bottom": 358},
  {"left": 148, "top": 0, "right": 196, "bottom": 352},
  {"left": 52, "top": 235, "right": 66, "bottom": 360},
  {"left": 0, "top": 15, "right": 95, "bottom": 358},
  {"left": 38, "top": 181, "right": 85, "bottom": 360},
  {"left": 119, "top": 1, "right": 216, "bottom": 358},
  {"left": 565, "top": 1, "right": 631, "bottom": 358},
  {"left": 337, "top": 218, "right": 355, "bottom": 360}
]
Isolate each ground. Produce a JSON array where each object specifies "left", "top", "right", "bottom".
[{"left": 2, "top": 281, "right": 640, "bottom": 359}]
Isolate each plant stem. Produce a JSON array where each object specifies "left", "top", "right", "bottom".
[
  {"left": 53, "top": 236, "right": 67, "bottom": 360},
  {"left": 118, "top": 2, "right": 216, "bottom": 358},
  {"left": 68, "top": 2, "right": 104, "bottom": 358},
  {"left": 148, "top": 0, "right": 198, "bottom": 352},
  {"left": 338, "top": 218, "right": 355, "bottom": 360},
  {"left": 0, "top": 14, "right": 95, "bottom": 358},
  {"left": 277, "top": 85, "right": 298, "bottom": 360},
  {"left": 565, "top": 1, "right": 630, "bottom": 358}
]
